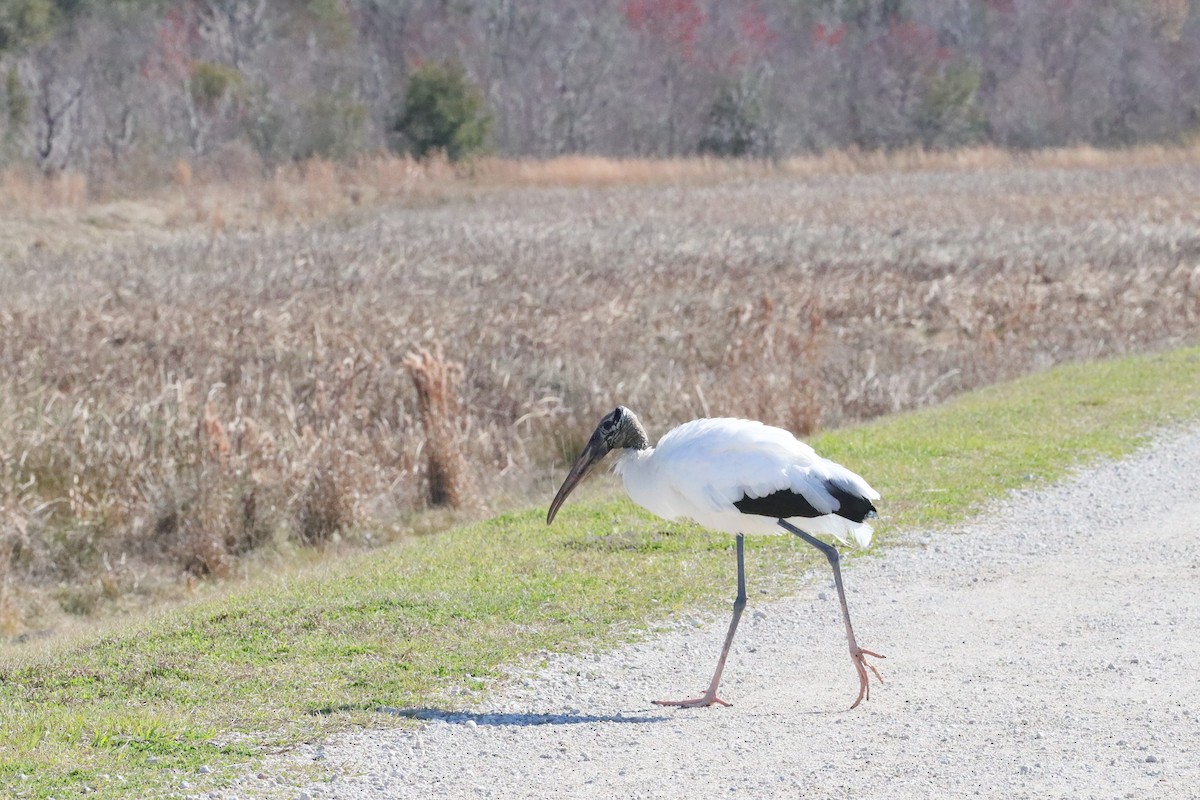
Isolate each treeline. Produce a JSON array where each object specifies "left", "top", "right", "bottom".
[{"left": 1, "top": 0, "right": 1198, "bottom": 180}]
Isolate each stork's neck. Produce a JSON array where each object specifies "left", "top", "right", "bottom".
[
  {"left": 614, "top": 444, "right": 653, "bottom": 468},
  {"left": 613, "top": 446, "right": 676, "bottom": 521}
]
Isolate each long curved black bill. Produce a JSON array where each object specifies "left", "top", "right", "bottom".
[{"left": 546, "top": 433, "right": 609, "bottom": 524}]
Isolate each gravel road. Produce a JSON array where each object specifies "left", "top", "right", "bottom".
[{"left": 248, "top": 426, "right": 1200, "bottom": 800}]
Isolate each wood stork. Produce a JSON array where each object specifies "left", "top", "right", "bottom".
[{"left": 547, "top": 406, "right": 884, "bottom": 709}]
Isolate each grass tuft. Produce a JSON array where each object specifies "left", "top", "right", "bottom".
[
  {"left": 404, "top": 347, "right": 475, "bottom": 510},
  {"left": 296, "top": 455, "right": 351, "bottom": 547}
]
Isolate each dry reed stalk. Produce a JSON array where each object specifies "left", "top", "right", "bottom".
[
  {"left": 296, "top": 456, "right": 349, "bottom": 546},
  {"left": 715, "top": 294, "right": 827, "bottom": 434},
  {"left": 181, "top": 514, "right": 232, "bottom": 578},
  {"left": 174, "top": 159, "right": 193, "bottom": 188},
  {"left": 403, "top": 347, "right": 474, "bottom": 509},
  {"left": 0, "top": 534, "right": 22, "bottom": 636},
  {"left": 792, "top": 305, "right": 826, "bottom": 436},
  {"left": 47, "top": 171, "right": 88, "bottom": 207},
  {"left": 200, "top": 400, "right": 232, "bottom": 467},
  {"left": 0, "top": 166, "right": 88, "bottom": 212}
]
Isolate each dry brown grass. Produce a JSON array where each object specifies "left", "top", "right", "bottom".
[
  {"left": 6, "top": 144, "right": 1200, "bottom": 262},
  {"left": 1, "top": 148, "right": 1199, "bottom": 632},
  {"left": 470, "top": 155, "right": 770, "bottom": 187},
  {"left": 404, "top": 346, "right": 475, "bottom": 509},
  {"left": 0, "top": 165, "right": 89, "bottom": 211},
  {"left": 778, "top": 142, "right": 1200, "bottom": 175}
]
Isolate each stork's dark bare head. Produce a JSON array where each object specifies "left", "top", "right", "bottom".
[
  {"left": 595, "top": 406, "right": 650, "bottom": 453},
  {"left": 546, "top": 406, "right": 650, "bottom": 524}
]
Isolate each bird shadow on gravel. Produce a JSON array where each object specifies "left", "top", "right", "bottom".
[{"left": 376, "top": 707, "right": 671, "bottom": 727}]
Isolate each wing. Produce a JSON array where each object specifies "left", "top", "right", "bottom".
[
  {"left": 733, "top": 483, "right": 876, "bottom": 523},
  {"left": 654, "top": 418, "right": 878, "bottom": 524}
]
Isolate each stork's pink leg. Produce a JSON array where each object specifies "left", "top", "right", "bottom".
[
  {"left": 779, "top": 520, "right": 885, "bottom": 709},
  {"left": 654, "top": 533, "right": 746, "bottom": 708}
]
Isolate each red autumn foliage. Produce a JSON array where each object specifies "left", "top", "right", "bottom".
[
  {"left": 724, "top": 2, "right": 778, "bottom": 68},
  {"left": 622, "top": 0, "right": 707, "bottom": 59},
  {"left": 738, "top": 2, "right": 777, "bottom": 52},
  {"left": 811, "top": 22, "right": 846, "bottom": 48},
  {"left": 882, "top": 20, "right": 949, "bottom": 66}
]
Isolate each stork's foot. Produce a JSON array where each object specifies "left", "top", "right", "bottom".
[
  {"left": 652, "top": 691, "right": 731, "bottom": 709},
  {"left": 849, "top": 647, "right": 886, "bottom": 710}
]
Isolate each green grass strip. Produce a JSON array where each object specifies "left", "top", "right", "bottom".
[{"left": 2, "top": 346, "right": 1198, "bottom": 798}]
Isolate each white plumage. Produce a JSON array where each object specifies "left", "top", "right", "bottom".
[{"left": 613, "top": 417, "right": 879, "bottom": 547}]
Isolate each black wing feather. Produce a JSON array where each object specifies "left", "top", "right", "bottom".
[{"left": 733, "top": 485, "right": 876, "bottom": 523}]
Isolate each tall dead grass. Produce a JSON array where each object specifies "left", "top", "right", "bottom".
[
  {"left": 404, "top": 347, "right": 475, "bottom": 509},
  {"left": 1, "top": 152, "right": 1198, "bottom": 631}
]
